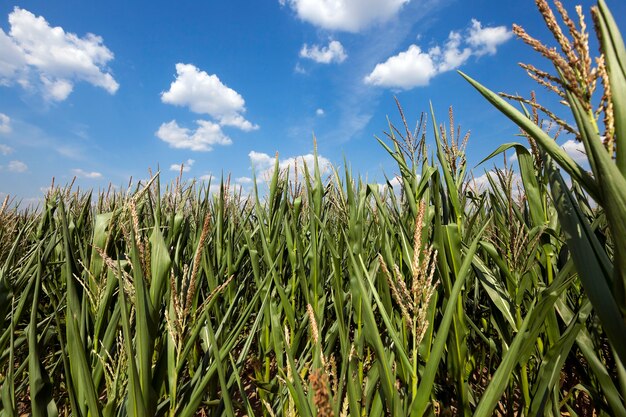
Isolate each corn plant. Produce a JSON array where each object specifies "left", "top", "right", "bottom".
[{"left": 0, "top": 1, "right": 625, "bottom": 416}]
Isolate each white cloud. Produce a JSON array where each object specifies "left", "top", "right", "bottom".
[
  {"left": 41, "top": 76, "right": 73, "bottom": 101},
  {"left": 282, "top": 0, "right": 409, "bottom": 32},
  {"left": 0, "top": 7, "right": 118, "bottom": 101},
  {"left": 0, "top": 144, "right": 12, "bottom": 155},
  {"left": 433, "top": 32, "right": 472, "bottom": 72},
  {"left": 236, "top": 176, "right": 253, "bottom": 184},
  {"left": 471, "top": 172, "right": 491, "bottom": 192},
  {"left": 389, "top": 176, "right": 402, "bottom": 187},
  {"left": 249, "top": 150, "right": 275, "bottom": 168},
  {"left": 294, "top": 62, "right": 307, "bottom": 74},
  {"left": 471, "top": 171, "right": 522, "bottom": 195},
  {"left": 208, "top": 183, "right": 221, "bottom": 195},
  {"left": 7, "top": 160, "right": 27, "bottom": 172},
  {"left": 364, "top": 44, "right": 437, "bottom": 89},
  {"left": 0, "top": 113, "right": 10, "bottom": 134},
  {"left": 0, "top": 28, "right": 27, "bottom": 83},
  {"left": 364, "top": 20, "right": 511, "bottom": 89},
  {"left": 197, "top": 174, "right": 246, "bottom": 196},
  {"left": 562, "top": 139, "right": 587, "bottom": 164},
  {"left": 249, "top": 150, "right": 332, "bottom": 182},
  {"left": 316, "top": 108, "right": 325, "bottom": 116},
  {"left": 219, "top": 114, "right": 257, "bottom": 131},
  {"left": 467, "top": 19, "right": 513, "bottom": 55},
  {"left": 200, "top": 173, "right": 216, "bottom": 182},
  {"left": 156, "top": 120, "right": 232, "bottom": 152},
  {"left": 19, "top": 196, "right": 43, "bottom": 207},
  {"left": 161, "top": 63, "right": 258, "bottom": 131},
  {"left": 170, "top": 158, "right": 195, "bottom": 172},
  {"left": 71, "top": 168, "right": 102, "bottom": 178},
  {"left": 377, "top": 175, "right": 403, "bottom": 191},
  {"left": 300, "top": 40, "right": 347, "bottom": 64},
  {"left": 208, "top": 182, "right": 246, "bottom": 196}
]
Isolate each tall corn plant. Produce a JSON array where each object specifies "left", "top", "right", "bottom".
[
  {"left": 463, "top": 0, "right": 626, "bottom": 362},
  {"left": 462, "top": 0, "right": 626, "bottom": 414},
  {"left": 1, "top": 2, "right": 625, "bottom": 414}
]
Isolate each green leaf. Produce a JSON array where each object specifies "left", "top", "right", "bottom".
[
  {"left": 473, "top": 267, "right": 576, "bottom": 416},
  {"left": 480, "top": 143, "right": 544, "bottom": 228},
  {"left": 410, "top": 220, "right": 489, "bottom": 417},
  {"left": 547, "top": 158, "right": 626, "bottom": 365},
  {"left": 459, "top": 71, "right": 599, "bottom": 201},
  {"left": 597, "top": 0, "right": 626, "bottom": 175},
  {"left": 29, "top": 256, "right": 58, "bottom": 417}
]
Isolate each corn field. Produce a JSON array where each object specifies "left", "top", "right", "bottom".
[{"left": 1, "top": 1, "right": 625, "bottom": 416}]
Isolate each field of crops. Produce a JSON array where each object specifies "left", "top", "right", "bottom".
[{"left": 1, "top": 1, "right": 625, "bottom": 416}]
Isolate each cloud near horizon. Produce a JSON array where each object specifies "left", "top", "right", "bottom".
[
  {"left": 561, "top": 139, "right": 587, "bottom": 164},
  {"left": 249, "top": 150, "right": 332, "bottom": 182},
  {"left": 0, "top": 7, "right": 118, "bottom": 101},
  {"left": 364, "top": 19, "right": 512, "bottom": 89},
  {"left": 471, "top": 170, "right": 522, "bottom": 194},
  {"left": 72, "top": 168, "right": 102, "bottom": 179},
  {"left": 170, "top": 158, "right": 195, "bottom": 172}
]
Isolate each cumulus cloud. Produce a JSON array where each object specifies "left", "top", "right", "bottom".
[
  {"left": 7, "top": 160, "right": 27, "bottom": 172},
  {"left": 200, "top": 173, "right": 216, "bottom": 182},
  {"left": 161, "top": 63, "right": 258, "bottom": 131},
  {"left": 0, "top": 113, "right": 10, "bottom": 134},
  {"left": 41, "top": 76, "right": 73, "bottom": 101},
  {"left": 236, "top": 176, "right": 253, "bottom": 184},
  {"left": 364, "top": 44, "right": 438, "bottom": 89},
  {"left": 506, "top": 147, "right": 532, "bottom": 163},
  {"left": 434, "top": 32, "right": 472, "bottom": 72},
  {"left": 197, "top": 174, "right": 247, "bottom": 196},
  {"left": 562, "top": 139, "right": 587, "bottom": 164},
  {"left": 377, "top": 175, "right": 403, "bottom": 192},
  {"left": 156, "top": 120, "right": 232, "bottom": 152},
  {"left": 281, "top": 0, "right": 409, "bottom": 32},
  {"left": 0, "top": 7, "right": 118, "bottom": 101},
  {"left": 300, "top": 40, "right": 347, "bottom": 64},
  {"left": 71, "top": 168, "right": 102, "bottom": 178},
  {"left": 0, "top": 29, "right": 26, "bottom": 83},
  {"left": 471, "top": 172, "right": 492, "bottom": 192},
  {"left": 249, "top": 150, "right": 275, "bottom": 168},
  {"left": 249, "top": 150, "right": 331, "bottom": 182},
  {"left": 170, "top": 158, "right": 195, "bottom": 172},
  {"left": 0, "top": 144, "right": 12, "bottom": 155},
  {"left": 467, "top": 19, "right": 513, "bottom": 55},
  {"left": 316, "top": 108, "right": 325, "bottom": 116},
  {"left": 364, "top": 19, "right": 511, "bottom": 89},
  {"left": 471, "top": 171, "right": 522, "bottom": 195}
]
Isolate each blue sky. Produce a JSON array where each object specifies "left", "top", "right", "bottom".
[{"left": 1, "top": 0, "right": 624, "bottom": 202}]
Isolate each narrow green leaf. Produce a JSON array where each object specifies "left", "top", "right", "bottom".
[
  {"left": 410, "top": 220, "right": 489, "bottom": 417},
  {"left": 459, "top": 71, "right": 599, "bottom": 201},
  {"left": 547, "top": 158, "right": 626, "bottom": 365},
  {"left": 597, "top": 0, "right": 626, "bottom": 175},
  {"left": 29, "top": 257, "right": 58, "bottom": 417}
]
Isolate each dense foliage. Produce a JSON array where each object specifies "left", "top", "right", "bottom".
[{"left": 1, "top": 1, "right": 625, "bottom": 416}]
